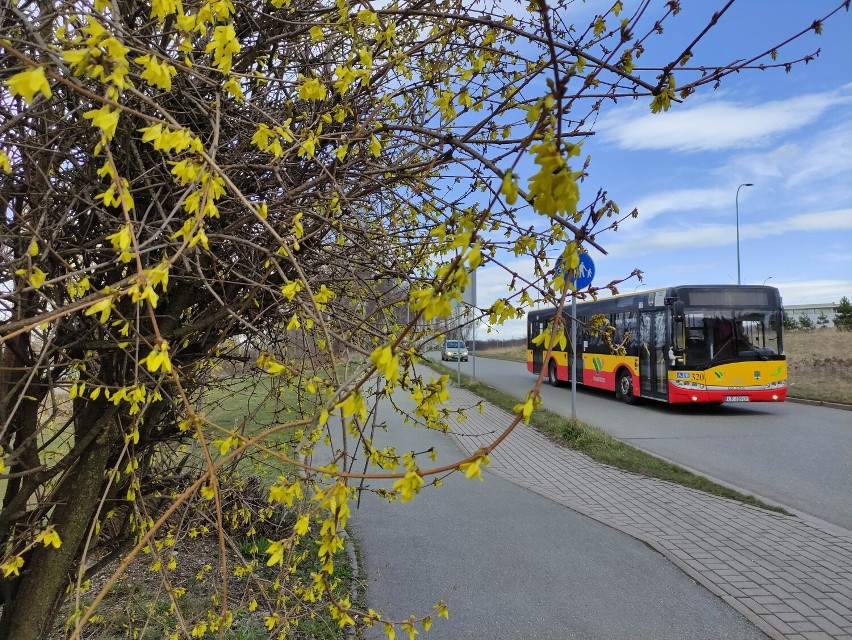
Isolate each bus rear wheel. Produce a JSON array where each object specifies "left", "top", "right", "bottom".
[
  {"left": 617, "top": 370, "right": 636, "bottom": 405},
  {"left": 548, "top": 360, "right": 561, "bottom": 387}
]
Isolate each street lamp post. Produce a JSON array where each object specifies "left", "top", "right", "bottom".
[{"left": 735, "top": 183, "right": 753, "bottom": 285}]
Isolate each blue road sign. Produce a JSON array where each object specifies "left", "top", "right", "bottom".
[
  {"left": 572, "top": 253, "right": 595, "bottom": 289},
  {"left": 555, "top": 252, "right": 595, "bottom": 288}
]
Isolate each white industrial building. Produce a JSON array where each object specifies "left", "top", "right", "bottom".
[{"left": 783, "top": 302, "right": 839, "bottom": 326}]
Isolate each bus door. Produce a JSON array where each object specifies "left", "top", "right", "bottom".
[
  {"left": 530, "top": 315, "right": 547, "bottom": 374},
  {"left": 638, "top": 310, "right": 669, "bottom": 400}
]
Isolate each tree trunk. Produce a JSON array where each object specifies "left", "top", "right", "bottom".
[{"left": 1, "top": 399, "right": 116, "bottom": 640}]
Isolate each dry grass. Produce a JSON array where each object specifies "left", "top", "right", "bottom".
[
  {"left": 784, "top": 328, "right": 852, "bottom": 405},
  {"left": 474, "top": 346, "right": 527, "bottom": 362}
]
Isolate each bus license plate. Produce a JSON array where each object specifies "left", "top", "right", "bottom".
[{"left": 725, "top": 395, "right": 750, "bottom": 402}]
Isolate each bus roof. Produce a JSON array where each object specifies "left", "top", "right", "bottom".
[{"left": 528, "top": 284, "right": 782, "bottom": 319}]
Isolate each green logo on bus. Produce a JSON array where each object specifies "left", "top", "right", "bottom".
[
  {"left": 592, "top": 357, "right": 603, "bottom": 374},
  {"left": 714, "top": 371, "right": 724, "bottom": 379}
]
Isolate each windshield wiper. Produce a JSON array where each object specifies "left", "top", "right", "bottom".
[{"left": 739, "top": 346, "right": 769, "bottom": 360}]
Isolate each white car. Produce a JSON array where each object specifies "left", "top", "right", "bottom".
[{"left": 441, "top": 340, "right": 469, "bottom": 361}]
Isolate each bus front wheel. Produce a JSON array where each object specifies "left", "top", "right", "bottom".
[
  {"left": 548, "top": 360, "right": 561, "bottom": 387},
  {"left": 617, "top": 370, "right": 636, "bottom": 405}
]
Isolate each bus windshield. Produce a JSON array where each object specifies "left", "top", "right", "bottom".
[{"left": 682, "top": 308, "right": 781, "bottom": 367}]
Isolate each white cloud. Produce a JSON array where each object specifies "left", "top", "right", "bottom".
[
  {"left": 630, "top": 187, "right": 731, "bottom": 223},
  {"left": 778, "top": 209, "right": 852, "bottom": 233},
  {"left": 774, "top": 280, "right": 852, "bottom": 306},
  {"left": 597, "top": 88, "right": 852, "bottom": 152},
  {"left": 726, "top": 122, "right": 852, "bottom": 193},
  {"left": 603, "top": 208, "right": 852, "bottom": 257},
  {"left": 817, "top": 250, "right": 852, "bottom": 265},
  {"left": 476, "top": 257, "right": 537, "bottom": 302}
]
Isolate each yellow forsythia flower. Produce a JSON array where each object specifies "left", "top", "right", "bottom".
[
  {"left": 135, "top": 54, "right": 176, "bottom": 91},
  {"left": 459, "top": 454, "right": 490, "bottom": 481},
  {"left": 0, "top": 150, "right": 12, "bottom": 174},
  {"left": 35, "top": 528, "right": 64, "bottom": 548},
  {"left": 83, "top": 105, "right": 120, "bottom": 139},
  {"left": 106, "top": 223, "right": 133, "bottom": 250},
  {"left": 293, "top": 515, "right": 310, "bottom": 535},
  {"left": 206, "top": 24, "right": 240, "bottom": 74},
  {"left": 501, "top": 171, "right": 518, "bottom": 205},
  {"left": 392, "top": 471, "right": 423, "bottom": 502},
  {"left": 141, "top": 341, "right": 172, "bottom": 373},
  {"left": 265, "top": 540, "right": 286, "bottom": 567},
  {"left": 29, "top": 266, "right": 47, "bottom": 289},
  {"left": 85, "top": 296, "right": 114, "bottom": 324},
  {"left": 435, "top": 601, "right": 449, "bottom": 619},
  {"left": 5, "top": 66, "right": 52, "bottom": 105},
  {"left": 298, "top": 75, "right": 326, "bottom": 101},
  {"left": 370, "top": 344, "right": 400, "bottom": 384},
  {"left": 1, "top": 556, "right": 24, "bottom": 577}
]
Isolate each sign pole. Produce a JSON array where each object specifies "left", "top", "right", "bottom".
[
  {"left": 563, "top": 252, "right": 595, "bottom": 420},
  {"left": 456, "top": 303, "right": 461, "bottom": 388},
  {"left": 471, "top": 269, "right": 477, "bottom": 379},
  {"left": 571, "top": 295, "right": 577, "bottom": 418},
  {"left": 457, "top": 268, "right": 477, "bottom": 387}
]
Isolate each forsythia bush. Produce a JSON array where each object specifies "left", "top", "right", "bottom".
[{"left": 0, "top": 0, "right": 842, "bottom": 637}]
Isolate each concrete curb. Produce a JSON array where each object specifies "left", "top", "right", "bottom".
[
  {"left": 786, "top": 396, "right": 852, "bottom": 411},
  {"left": 623, "top": 441, "right": 852, "bottom": 538}
]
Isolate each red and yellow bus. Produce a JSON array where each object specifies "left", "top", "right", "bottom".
[{"left": 527, "top": 285, "right": 788, "bottom": 404}]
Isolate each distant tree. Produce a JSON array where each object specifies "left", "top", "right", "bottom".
[
  {"left": 783, "top": 313, "right": 799, "bottom": 331},
  {"left": 798, "top": 315, "right": 815, "bottom": 330},
  {"left": 835, "top": 297, "right": 852, "bottom": 331},
  {"left": 816, "top": 311, "right": 830, "bottom": 328}
]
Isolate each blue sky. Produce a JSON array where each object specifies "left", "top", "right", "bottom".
[{"left": 475, "top": 0, "right": 852, "bottom": 338}]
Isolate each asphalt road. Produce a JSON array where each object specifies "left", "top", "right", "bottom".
[
  {"left": 440, "top": 354, "right": 852, "bottom": 531},
  {"left": 339, "top": 394, "right": 765, "bottom": 640}
]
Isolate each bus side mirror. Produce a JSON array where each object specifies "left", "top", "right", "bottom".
[{"left": 672, "top": 300, "right": 685, "bottom": 322}]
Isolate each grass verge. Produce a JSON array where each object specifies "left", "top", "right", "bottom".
[
  {"left": 54, "top": 374, "right": 360, "bottom": 640},
  {"left": 428, "top": 359, "right": 788, "bottom": 514}
]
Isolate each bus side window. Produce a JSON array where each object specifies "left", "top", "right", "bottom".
[{"left": 625, "top": 311, "right": 638, "bottom": 354}]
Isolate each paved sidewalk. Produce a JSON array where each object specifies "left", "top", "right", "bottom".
[{"left": 444, "top": 387, "right": 852, "bottom": 640}]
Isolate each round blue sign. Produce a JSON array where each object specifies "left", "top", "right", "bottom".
[
  {"left": 555, "top": 252, "right": 595, "bottom": 289},
  {"left": 572, "top": 253, "right": 595, "bottom": 289}
]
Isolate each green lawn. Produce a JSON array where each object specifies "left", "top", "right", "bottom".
[{"left": 56, "top": 373, "right": 359, "bottom": 640}]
